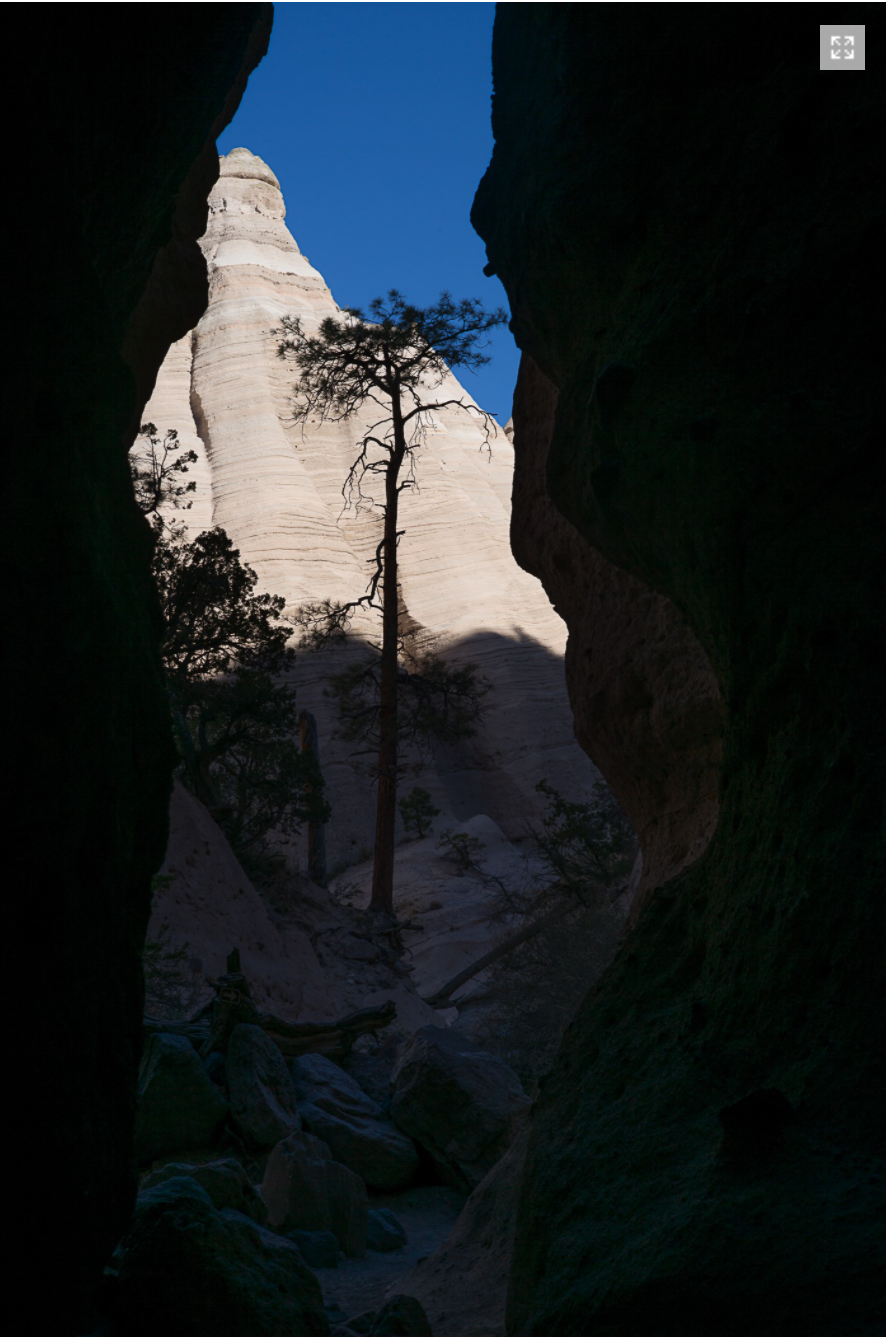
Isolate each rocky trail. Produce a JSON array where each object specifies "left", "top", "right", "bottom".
[
  {"left": 123, "top": 721, "right": 625, "bottom": 1336},
  {"left": 100, "top": 842, "right": 533, "bottom": 1340},
  {"left": 318, "top": 1186, "right": 467, "bottom": 1332}
]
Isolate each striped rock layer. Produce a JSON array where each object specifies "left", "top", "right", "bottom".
[{"left": 142, "top": 147, "right": 599, "bottom": 882}]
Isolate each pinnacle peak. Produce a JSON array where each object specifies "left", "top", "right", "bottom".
[{"left": 219, "top": 147, "right": 280, "bottom": 190}]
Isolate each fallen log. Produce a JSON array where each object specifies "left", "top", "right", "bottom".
[
  {"left": 143, "top": 947, "right": 396, "bottom": 1061},
  {"left": 143, "top": 999, "right": 397, "bottom": 1060},
  {"left": 258, "top": 1001, "right": 398, "bottom": 1059}
]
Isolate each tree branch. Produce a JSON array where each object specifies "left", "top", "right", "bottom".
[{"left": 422, "top": 899, "right": 574, "bottom": 1010}]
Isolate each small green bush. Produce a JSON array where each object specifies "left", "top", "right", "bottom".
[
  {"left": 437, "top": 828, "right": 486, "bottom": 872},
  {"left": 331, "top": 878, "right": 364, "bottom": 907},
  {"left": 399, "top": 787, "right": 441, "bottom": 839},
  {"left": 472, "top": 780, "right": 637, "bottom": 1090}
]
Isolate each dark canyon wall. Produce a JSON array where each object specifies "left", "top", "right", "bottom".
[
  {"left": 474, "top": 7, "right": 885, "bottom": 1335},
  {"left": 510, "top": 356, "right": 724, "bottom": 916},
  {"left": 5, "top": 8, "right": 271, "bottom": 1332}
]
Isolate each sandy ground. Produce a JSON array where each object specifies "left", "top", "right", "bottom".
[{"left": 318, "top": 1186, "right": 466, "bottom": 1330}]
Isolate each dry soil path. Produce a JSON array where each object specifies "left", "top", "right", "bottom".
[{"left": 318, "top": 1186, "right": 466, "bottom": 1331}]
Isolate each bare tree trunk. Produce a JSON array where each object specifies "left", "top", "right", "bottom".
[
  {"left": 299, "top": 709, "right": 327, "bottom": 887},
  {"left": 370, "top": 404, "right": 406, "bottom": 917}
]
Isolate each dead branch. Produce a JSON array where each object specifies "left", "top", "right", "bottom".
[
  {"left": 144, "top": 955, "right": 397, "bottom": 1062},
  {"left": 421, "top": 900, "right": 574, "bottom": 1010}
]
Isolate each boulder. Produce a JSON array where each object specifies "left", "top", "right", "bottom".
[
  {"left": 261, "top": 1132, "right": 333, "bottom": 1237},
  {"left": 226, "top": 1023, "right": 301, "bottom": 1148},
  {"left": 203, "top": 1050, "right": 227, "bottom": 1090},
  {"left": 324, "top": 1157, "right": 369, "bottom": 1259},
  {"left": 219, "top": 1206, "right": 311, "bottom": 1257},
  {"left": 366, "top": 1208, "right": 407, "bottom": 1252},
  {"left": 141, "top": 1157, "right": 267, "bottom": 1225},
  {"left": 111, "top": 1176, "right": 327, "bottom": 1336},
  {"left": 135, "top": 1033, "right": 227, "bottom": 1163},
  {"left": 390, "top": 1027, "right": 530, "bottom": 1189},
  {"left": 285, "top": 1229, "right": 340, "bottom": 1268},
  {"left": 151, "top": 783, "right": 335, "bottom": 1020},
  {"left": 292, "top": 1053, "right": 419, "bottom": 1190},
  {"left": 261, "top": 1130, "right": 368, "bottom": 1257},
  {"left": 340, "top": 1041, "right": 399, "bottom": 1114},
  {"left": 373, "top": 1296, "right": 433, "bottom": 1336},
  {"left": 342, "top": 1296, "right": 432, "bottom": 1337}
]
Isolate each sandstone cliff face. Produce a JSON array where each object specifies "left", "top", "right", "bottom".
[
  {"left": 510, "top": 356, "right": 723, "bottom": 915},
  {"left": 473, "top": 8, "right": 886, "bottom": 1334},
  {"left": 141, "top": 334, "right": 215, "bottom": 534},
  {"left": 6, "top": 11, "right": 271, "bottom": 1332},
  {"left": 143, "top": 148, "right": 600, "bottom": 882}
]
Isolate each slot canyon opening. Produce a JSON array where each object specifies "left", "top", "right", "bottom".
[
  {"left": 12, "top": 6, "right": 883, "bottom": 1337},
  {"left": 123, "top": 121, "right": 651, "bottom": 1333}
]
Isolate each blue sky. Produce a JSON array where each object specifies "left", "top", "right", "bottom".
[{"left": 218, "top": 1, "right": 517, "bottom": 424}]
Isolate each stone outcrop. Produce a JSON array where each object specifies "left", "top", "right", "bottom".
[
  {"left": 348, "top": 1295, "right": 433, "bottom": 1337},
  {"left": 338, "top": 812, "right": 555, "bottom": 1020},
  {"left": 390, "top": 1026, "right": 530, "bottom": 1190},
  {"left": 260, "top": 1130, "right": 369, "bottom": 1257},
  {"left": 366, "top": 1208, "right": 407, "bottom": 1253},
  {"left": 136, "top": 335, "right": 215, "bottom": 534},
  {"left": 292, "top": 1052, "right": 419, "bottom": 1190},
  {"left": 152, "top": 782, "right": 446, "bottom": 1037},
  {"left": 226, "top": 1023, "right": 302, "bottom": 1148},
  {"left": 110, "top": 1177, "right": 327, "bottom": 1336},
  {"left": 473, "top": 7, "right": 886, "bottom": 1334},
  {"left": 135, "top": 1033, "right": 228, "bottom": 1163},
  {"left": 510, "top": 356, "right": 724, "bottom": 916},
  {"left": 141, "top": 146, "right": 602, "bottom": 884},
  {"left": 7, "top": 12, "right": 271, "bottom": 1331},
  {"left": 141, "top": 1158, "right": 267, "bottom": 1225}
]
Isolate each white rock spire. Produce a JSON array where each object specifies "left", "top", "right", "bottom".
[{"left": 141, "top": 148, "right": 600, "bottom": 874}]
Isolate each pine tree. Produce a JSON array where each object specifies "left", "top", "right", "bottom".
[
  {"left": 131, "top": 426, "right": 328, "bottom": 880},
  {"left": 279, "top": 291, "right": 505, "bottom": 917}
]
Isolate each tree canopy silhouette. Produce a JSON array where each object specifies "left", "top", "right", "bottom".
[
  {"left": 279, "top": 290, "right": 506, "bottom": 917},
  {"left": 130, "top": 425, "right": 327, "bottom": 882},
  {"left": 130, "top": 422, "right": 197, "bottom": 521}
]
